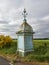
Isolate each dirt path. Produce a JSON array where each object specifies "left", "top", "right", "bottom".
[
  {"left": 0, "top": 56, "right": 49, "bottom": 65},
  {"left": 15, "top": 62, "right": 49, "bottom": 65},
  {"left": 0, "top": 56, "right": 10, "bottom": 65}
]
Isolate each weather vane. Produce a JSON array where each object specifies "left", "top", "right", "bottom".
[{"left": 22, "top": 8, "right": 28, "bottom": 21}]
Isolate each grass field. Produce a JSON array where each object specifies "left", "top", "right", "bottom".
[
  {"left": 25, "top": 40, "right": 49, "bottom": 62},
  {"left": 33, "top": 39, "right": 49, "bottom": 47},
  {"left": 0, "top": 39, "right": 49, "bottom": 62},
  {"left": 0, "top": 40, "right": 17, "bottom": 54}
]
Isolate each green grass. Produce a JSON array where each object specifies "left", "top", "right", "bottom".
[
  {"left": 0, "top": 45, "right": 17, "bottom": 54},
  {"left": 33, "top": 40, "right": 49, "bottom": 47},
  {"left": 25, "top": 40, "right": 49, "bottom": 62},
  {"left": 0, "top": 40, "right": 17, "bottom": 54},
  {"left": 0, "top": 39, "right": 49, "bottom": 62}
]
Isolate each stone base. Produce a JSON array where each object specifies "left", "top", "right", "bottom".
[{"left": 17, "top": 50, "right": 34, "bottom": 57}]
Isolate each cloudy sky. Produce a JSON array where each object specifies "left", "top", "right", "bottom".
[{"left": 0, "top": 0, "right": 49, "bottom": 38}]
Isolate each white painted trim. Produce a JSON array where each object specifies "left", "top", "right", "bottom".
[{"left": 17, "top": 49, "right": 33, "bottom": 53}]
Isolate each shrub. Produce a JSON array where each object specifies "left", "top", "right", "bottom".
[{"left": 0, "top": 35, "right": 13, "bottom": 48}]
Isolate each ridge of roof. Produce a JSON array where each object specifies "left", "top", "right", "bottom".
[{"left": 21, "top": 21, "right": 32, "bottom": 28}]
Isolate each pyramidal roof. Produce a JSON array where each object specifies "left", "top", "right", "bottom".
[{"left": 16, "top": 20, "right": 33, "bottom": 34}]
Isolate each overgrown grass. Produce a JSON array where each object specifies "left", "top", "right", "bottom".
[
  {"left": 33, "top": 40, "right": 49, "bottom": 47},
  {"left": 0, "top": 39, "right": 17, "bottom": 54},
  {"left": 25, "top": 40, "right": 49, "bottom": 62},
  {"left": 0, "top": 39, "right": 49, "bottom": 62}
]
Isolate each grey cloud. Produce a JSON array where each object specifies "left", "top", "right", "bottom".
[
  {"left": 26, "top": 0, "right": 49, "bottom": 18},
  {"left": 0, "top": 0, "right": 49, "bottom": 38},
  {"left": 0, "top": 21, "right": 8, "bottom": 24}
]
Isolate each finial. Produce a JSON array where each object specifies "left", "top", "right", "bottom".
[{"left": 22, "top": 8, "right": 27, "bottom": 22}]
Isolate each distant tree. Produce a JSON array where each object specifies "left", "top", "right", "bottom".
[
  {"left": 0, "top": 41, "right": 4, "bottom": 48},
  {"left": 4, "top": 36, "right": 13, "bottom": 47},
  {"left": 0, "top": 35, "right": 5, "bottom": 41},
  {"left": 0, "top": 35, "right": 5, "bottom": 48},
  {"left": 0, "top": 35, "right": 13, "bottom": 48}
]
